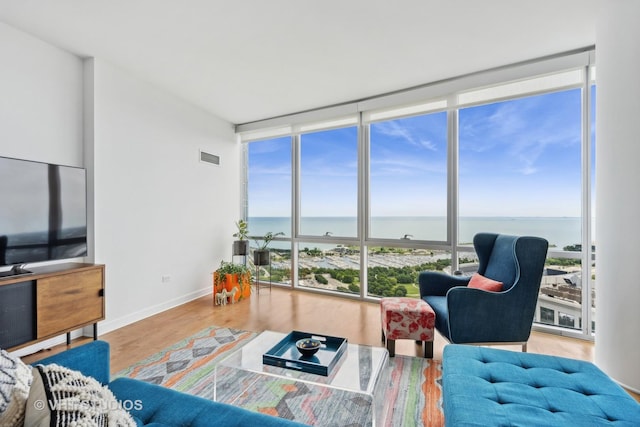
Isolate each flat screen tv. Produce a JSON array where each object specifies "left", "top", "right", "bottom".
[{"left": 0, "top": 156, "right": 87, "bottom": 275}]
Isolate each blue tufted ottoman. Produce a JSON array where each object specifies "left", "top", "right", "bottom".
[{"left": 442, "top": 344, "right": 640, "bottom": 426}]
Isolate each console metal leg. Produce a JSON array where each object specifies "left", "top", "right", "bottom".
[
  {"left": 66, "top": 332, "right": 71, "bottom": 346},
  {"left": 93, "top": 323, "right": 98, "bottom": 340}
]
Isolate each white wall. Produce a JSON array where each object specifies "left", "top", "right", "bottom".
[
  {"left": 0, "top": 21, "right": 240, "bottom": 351},
  {"left": 595, "top": 0, "right": 640, "bottom": 393},
  {"left": 0, "top": 21, "right": 83, "bottom": 166},
  {"left": 90, "top": 59, "right": 238, "bottom": 332},
  {"left": 0, "top": 22, "right": 85, "bottom": 355}
]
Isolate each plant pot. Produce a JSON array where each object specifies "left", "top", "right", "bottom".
[
  {"left": 233, "top": 240, "right": 248, "bottom": 256},
  {"left": 254, "top": 249, "right": 270, "bottom": 266},
  {"left": 240, "top": 272, "right": 251, "bottom": 299},
  {"left": 213, "top": 272, "right": 224, "bottom": 293},
  {"left": 224, "top": 273, "right": 238, "bottom": 292}
]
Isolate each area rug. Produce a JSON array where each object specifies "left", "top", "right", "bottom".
[{"left": 115, "top": 326, "right": 444, "bottom": 426}]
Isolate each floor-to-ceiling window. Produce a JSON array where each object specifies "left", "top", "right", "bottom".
[
  {"left": 458, "top": 82, "right": 584, "bottom": 331},
  {"left": 297, "top": 125, "right": 360, "bottom": 294},
  {"left": 241, "top": 51, "right": 595, "bottom": 338},
  {"left": 247, "top": 135, "right": 292, "bottom": 285},
  {"left": 365, "top": 104, "right": 449, "bottom": 298}
]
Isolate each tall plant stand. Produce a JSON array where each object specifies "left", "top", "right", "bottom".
[{"left": 253, "top": 249, "right": 272, "bottom": 294}]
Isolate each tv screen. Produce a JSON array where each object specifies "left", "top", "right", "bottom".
[{"left": 0, "top": 156, "right": 87, "bottom": 270}]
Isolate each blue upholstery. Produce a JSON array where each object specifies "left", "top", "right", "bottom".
[
  {"left": 38, "top": 339, "right": 111, "bottom": 385},
  {"left": 110, "top": 378, "right": 295, "bottom": 427},
  {"left": 442, "top": 345, "right": 640, "bottom": 426},
  {"left": 419, "top": 233, "right": 548, "bottom": 346},
  {"left": 38, "top": 341, "right": 305, "bottom": 427}
]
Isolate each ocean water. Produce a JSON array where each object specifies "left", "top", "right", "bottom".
[{"left": 247, "top": 217, "right": 583, "bottom": 250}]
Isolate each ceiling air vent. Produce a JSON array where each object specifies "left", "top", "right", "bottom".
[{"left": 200, "top": 150, "right": 220, "bottom": 166}]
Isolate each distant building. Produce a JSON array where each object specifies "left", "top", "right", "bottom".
[{"left": 446, "top": 263, "right": 593, "bottom": 332}]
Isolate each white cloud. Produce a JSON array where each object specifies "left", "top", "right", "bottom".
[{"left": 375, "top": 121, "right": 438, "bottom": 152}]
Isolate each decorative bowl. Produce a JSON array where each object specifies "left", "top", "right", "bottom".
[{"left": 296, "top": 338, "right": 322, "bottom": 357}]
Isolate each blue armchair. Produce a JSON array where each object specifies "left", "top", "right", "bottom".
[{"left": 418, "top": 233, "right": 548, "bottom": 351}]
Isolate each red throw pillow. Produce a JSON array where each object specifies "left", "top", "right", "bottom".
[{"left": 468, "top": 273, "right": 503, "bottom": 292}]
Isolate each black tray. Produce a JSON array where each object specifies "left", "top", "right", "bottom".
[{"left": 262, "top": 331, "right": 348, "bottom": 376}]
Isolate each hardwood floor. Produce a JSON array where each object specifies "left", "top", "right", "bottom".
[{"left": 22, "top": 286, "right": 640, "bottom": 402}]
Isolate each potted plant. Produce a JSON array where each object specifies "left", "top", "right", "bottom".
[
  {"left": 213, "top": 261, "right": 252, "bottom": 302},
  {"left": 232, "top": 219, "right": 249, "bottom": 256},
  {"left": 253, "top": 231, "right": 284, "bottom": 266}
]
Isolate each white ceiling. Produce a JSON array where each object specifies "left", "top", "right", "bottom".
[{"left": 0, "top": 1, "right": 596, "bottom": 125}]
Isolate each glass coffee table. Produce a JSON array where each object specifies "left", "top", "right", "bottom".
[{"left": 214, "top": 330, "right": 390, "bottom": 426}]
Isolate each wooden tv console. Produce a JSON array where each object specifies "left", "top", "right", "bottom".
[{"left": 0, "top": 263, "right": 105, "bottom": 351}]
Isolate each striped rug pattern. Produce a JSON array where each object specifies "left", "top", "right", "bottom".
[
  {"left": 386, "top": 355, "right": 444, "bottom": 426},
  {"left": 115, "top": 326, "right": 444, "bottom": 426}
]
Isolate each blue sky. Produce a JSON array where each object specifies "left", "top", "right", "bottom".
[
  {"left": 370, "top": 112, "right": 447, "bottom": 216},
  {"left": 249, "top": 87, "right": 589, "bottom": 218},
  {"left": 247, "top": 136, "right": 292, "bottom": 217},
  {"left": 300, "top": 127, "right": 358, "bottom": 217},
  {"left": 459, "top": 89, "right": 582, "bottom": 217}
]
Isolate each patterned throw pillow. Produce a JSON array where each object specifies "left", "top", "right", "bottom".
[
  {"left": 24, "top": 363, "right": 135, "bottom": 427},
  {"left": 0, "top": 348, "right": 33, "bottom": 426}
]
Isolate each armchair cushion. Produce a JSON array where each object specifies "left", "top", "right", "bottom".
[
  {"left": 467, "top": 273, "right": 503, "bottom": 292},
  {"left": 479, "top": 234, "right": 519, "bottom": 291}
]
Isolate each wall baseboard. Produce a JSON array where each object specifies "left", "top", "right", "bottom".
[{"left": 91, "top": 286, "right": 212, "bottom": 337}]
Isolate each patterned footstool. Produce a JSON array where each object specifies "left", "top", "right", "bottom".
[{"left": 380, "top": 297, "right": 435, "bottom": 358}]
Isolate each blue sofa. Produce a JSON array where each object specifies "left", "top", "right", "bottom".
[
  {"left": 442, "top": 344, "right": 640, "bottom": 426},
  {"left": 38, "top": 340, "right": 306, "bottom": 427}
]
